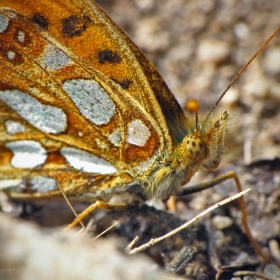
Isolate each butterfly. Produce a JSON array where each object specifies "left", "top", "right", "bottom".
[
  {"left": 0, "top": 0, "right": 279, "bottom": 272},
  {"left": 1, "top": 1, "right": 279, "bottom": 268},
  {"left": 0, "top": 0, "right": 229, "bottom": 202}
]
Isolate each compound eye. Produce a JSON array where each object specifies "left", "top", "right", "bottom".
[{"left": 184, "top": 135, "right": 207, "bottom": 162}]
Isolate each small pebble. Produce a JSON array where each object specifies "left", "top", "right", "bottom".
[
  {"left": 213, "top": 230, "right": 225, "bottom": 248},
  {"left": 263, "top": 46, "right": 280, "bottom": 75},
  {"left": 263, "top": 264, "right": 280, "bottom": 278},
  {"left": 134, "top": 0, "right": 154, "bottom": 11},
  {"left": 269, "top": 239, "right": 280, "bottom": 262},
  {"left": 199, "top": 0, "right": 215, "bottom": 13},
  {"left": 220, "top": 87, "right": 240, "bottom": 106},
  {"left": 243, "top": 78, "right": 269, "bottom": 98},
  {"left": 212, "top": 215, "right": 233, "bottom": 230},
  {"left": 197, "top": 40, "right": 230, "bottom": 64},
  {"left": 233, "top": 22, "right": 250, "bottom": 40}
]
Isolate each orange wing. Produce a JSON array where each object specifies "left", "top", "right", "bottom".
[{"left": 0, "top": 0, "right": 186, "bottom": 200}]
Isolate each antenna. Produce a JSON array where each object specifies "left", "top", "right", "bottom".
[{"left": 206, "top": 26, "right": 280, "bottom": 121}]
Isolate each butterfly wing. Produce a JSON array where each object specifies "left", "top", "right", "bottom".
[{"left": 0, "top": 0, "right": 184, "bottom": 199}]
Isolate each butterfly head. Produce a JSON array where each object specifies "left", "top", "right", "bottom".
[
  {"left": 146, "top": 109, "right": 230, "bottom": 200},
  {"left": 181, "top": 110, "right": 229, "bottom": 171}
]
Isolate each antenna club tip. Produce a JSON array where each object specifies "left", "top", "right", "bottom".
[{"left": 186, "top": 99, "right": 199, "bottom": 113}]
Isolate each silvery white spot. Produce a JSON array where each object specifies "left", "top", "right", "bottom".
[
  {"left": 126, "top": 120, "right": 150, "bottom": 146},
  {"left": 7, "top": 50, "right": 15, "bottom": 60},
  {"left": 63, "top": 79, "right": 116, "bottom": 126},
  {"left": 138, "top": 155, "right": 157, "bottom": 172},
  {"left": 6, "top": 140, "right": 47, "bottom": 168},
  {"left": 0, "top": 14, "right": 9, "bottom": 33},
  {"left": 109, "top": 129, "right": 122, "bottom": 146},
  {"left": 0, "top": 89, "right": 67, "bottom": 134},
  {"left": 78, "top": 131, "right": 83, "bottom": 137},
  {"left": 30, "top": 176, "right": 57, "bottom": 193},
  {"left": 5, "top": 120, "right": 25, "bottom": 134},
  {"left": 42, "top": 45, "right": 71, "bottom": 70},
  {"left": 17, "top": 30, "right": 25, "bottom": 42},
  {"left": 0, "top": 179, "right": 22, "bottom": 189},
  {"left": 61, "top": 147, "right": 117, "bottom": 174}
]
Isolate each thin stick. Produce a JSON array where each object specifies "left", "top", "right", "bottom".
[
  {"left": 125, "top": 236, "right": 140, "bottom": 253},
  {"left": 81, "top": 216, "right": 95, "bottom": 235},
  {"left": 92, "top": 221, "right": 119, "bottom": 241},
  {"left": 127, "top": 188, "right": 251, "bottom": 254},
  {"left": 52, "top": 173, "right": 85, "bottom": 230}
]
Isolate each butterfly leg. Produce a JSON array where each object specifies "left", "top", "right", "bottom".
[
  {"left": 182, "top": 171, "right": 273, "bottom": 265},
  {"left": 65, "top": 201, "right": 127, "bottom": 230}
]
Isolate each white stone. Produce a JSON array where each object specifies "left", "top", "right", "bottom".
[
  {"left": 263, "top": 46, "right": 280, "bottom": 75},
  {"left": 233, "top": 22, "right": 250, "bottom": 40},
  {"left": 212, "top": 215, "right": 233, "bottom": 230},
  {"left": 220, "top": 87, "right": 240, "bottom": 106},
  {"left": 264, "top": 264, "right": 280, "bottom": 279},
  {"left": 197, "top": 40, "right": 230, "bottom": 64}
]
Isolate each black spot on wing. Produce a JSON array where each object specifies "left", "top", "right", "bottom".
[
  {"left": 99, "top": 50, "right": 121, "bottom": 63},
  {"left": 61, "top": 15, "right": 91, "bottom": 37},
  {"left": 30, "top": 13, "right": 49, "bottom": 30},
  {"left": 111, "top": 78, "right": 133, "bottom": 90}
]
